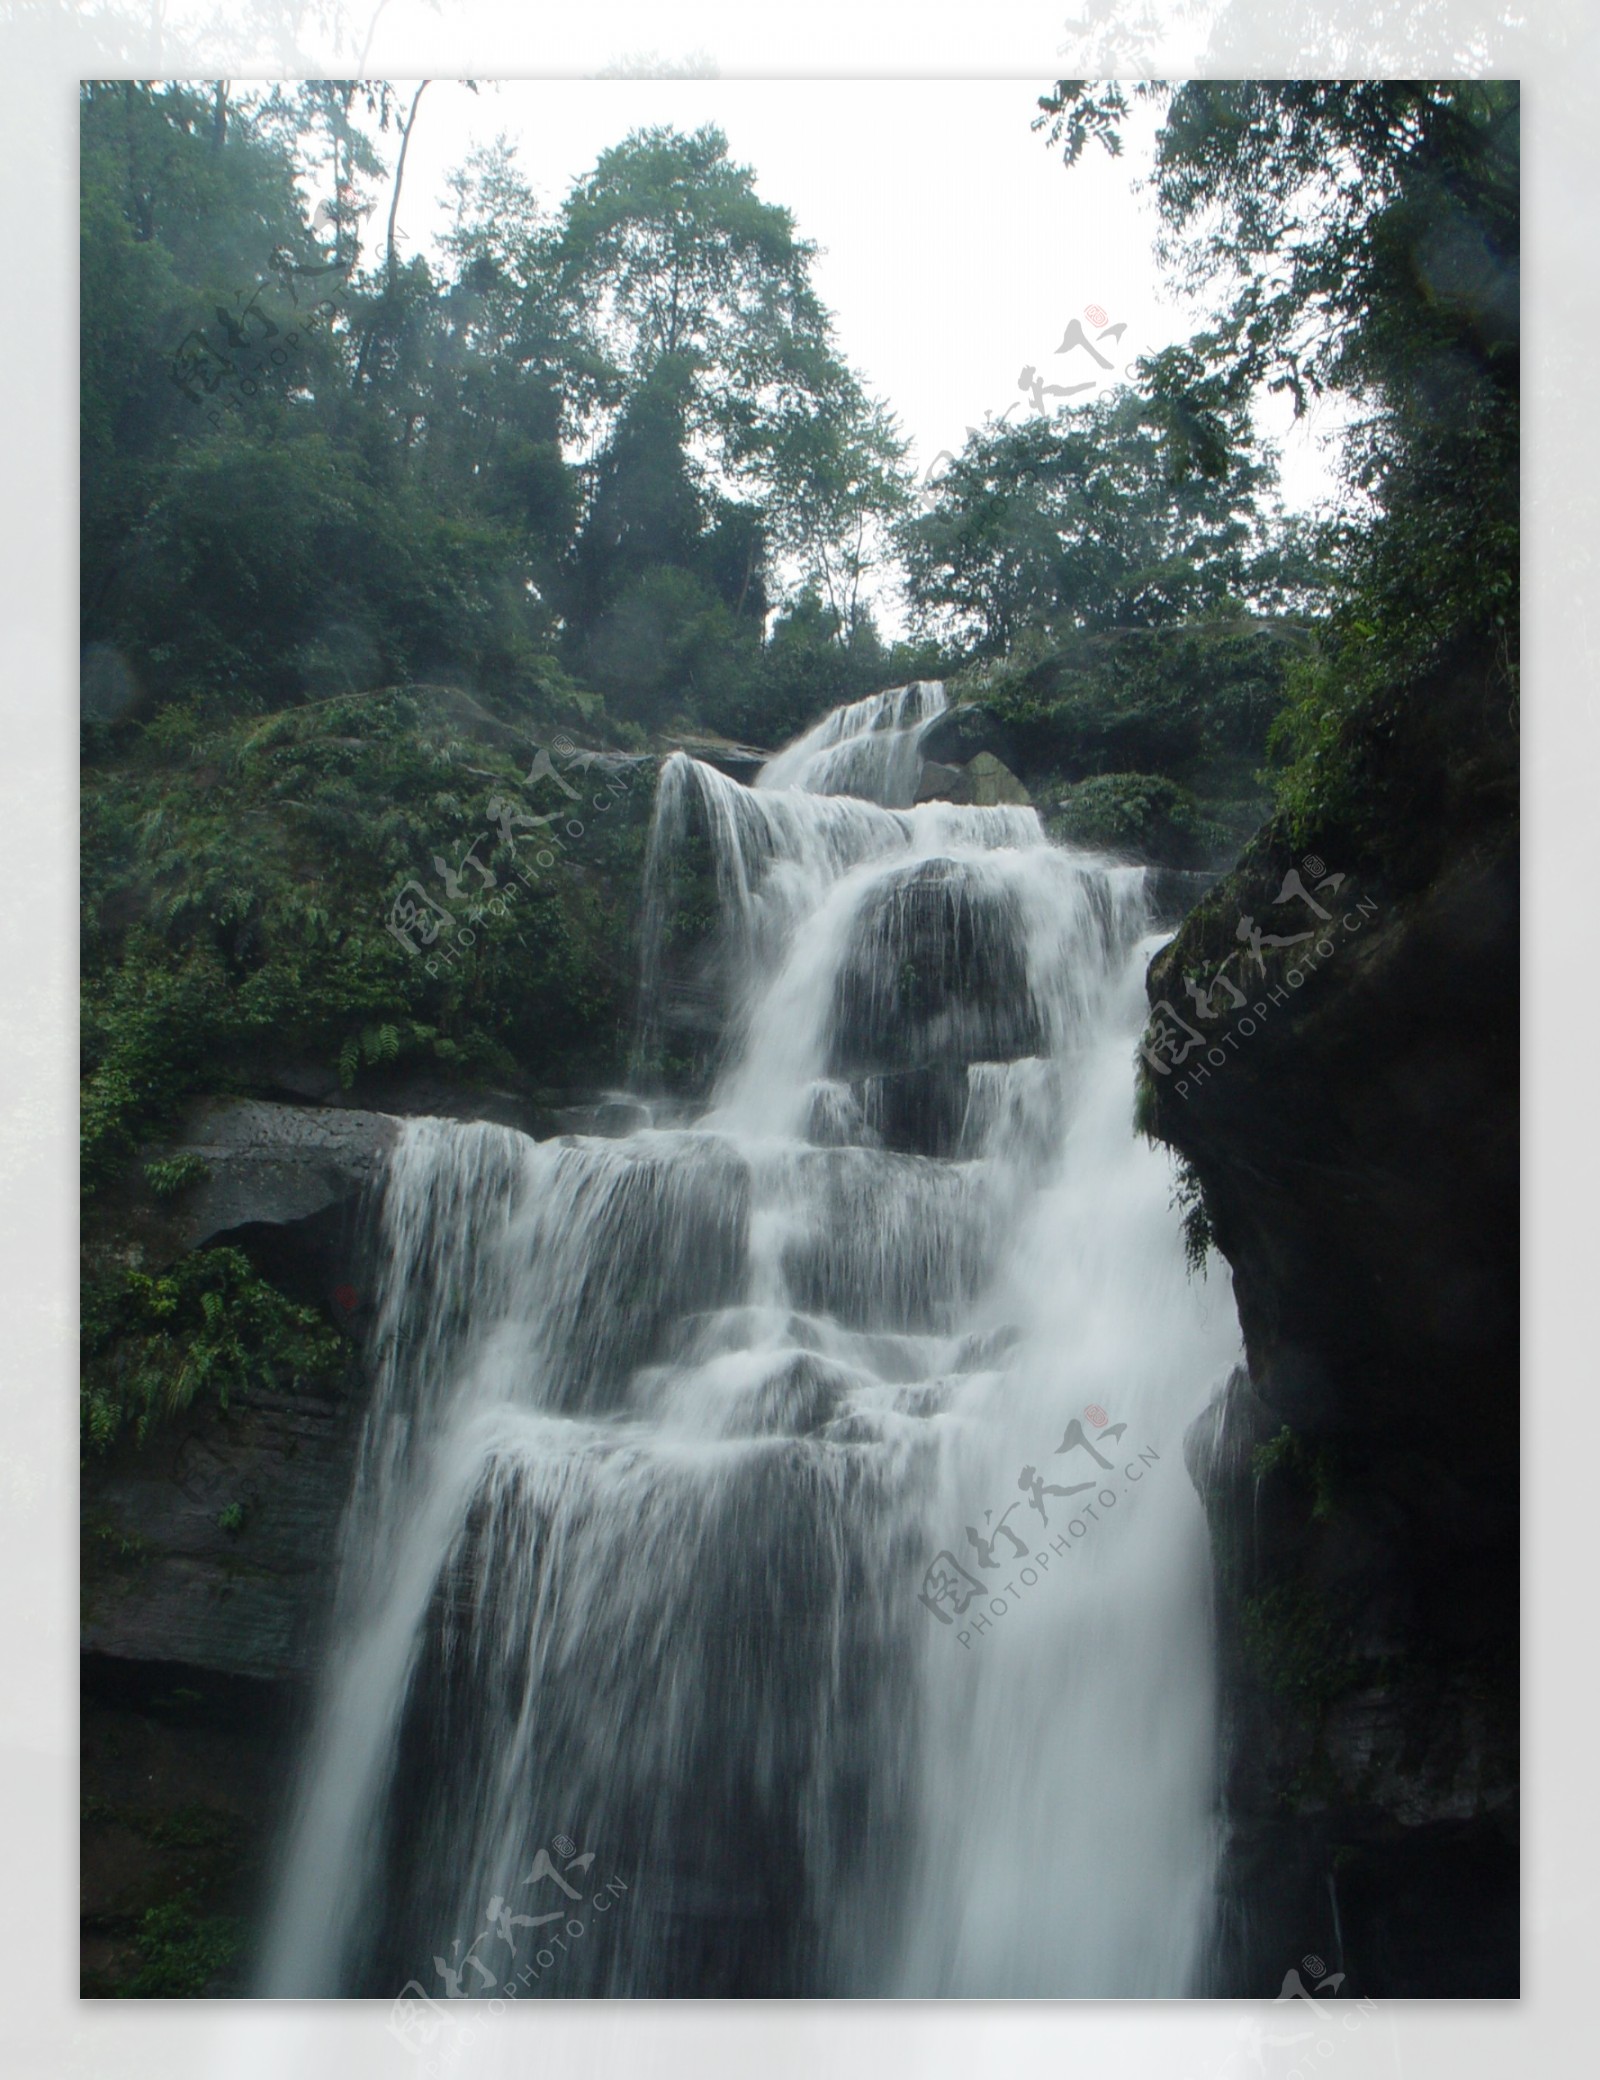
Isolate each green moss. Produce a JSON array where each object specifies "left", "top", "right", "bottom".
[
  {"left": 89, "top": 1519, "right": 148, "bottom": 1564},
  {"left": 82, "top": 1796, "right": 256, "bottom": 1997},
  {"left": 1132, "top": 1062, "right": 1161, "bottom": 1142},
  {"left": 122, "top": 1897, "right": 246, "bottom": 1997},
  {"left": 1240, "top": 1581, "right": 1363, "bottom": 1709},
  {"left": 1248, "top": 1422, "right": 1331, "bottom": 1522},
  {"left": 1252, "top": 1424, "right": 1341, "bottom": 1524},
  {"left": 950, "top": 615, "right": 1305, "bottom": 846},
  {"left": 1048, "top": 771, "right": 1225, "bottom": 867}
]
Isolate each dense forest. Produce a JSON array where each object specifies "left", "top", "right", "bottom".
[{"left": 81, "top": 78, "right": 1517, "bottom": 1999}]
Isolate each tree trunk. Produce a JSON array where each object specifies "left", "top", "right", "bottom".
[{"left": 386, "top": 81, "right": 429, "bottom": 289}]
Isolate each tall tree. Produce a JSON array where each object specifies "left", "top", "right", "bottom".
[{"left": 552, "top": 124, "right": 909, "bottom": 624}]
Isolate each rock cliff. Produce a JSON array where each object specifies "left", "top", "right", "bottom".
[{"left": 1143, "top": 647, "right": 1518, "bottom": 1994}]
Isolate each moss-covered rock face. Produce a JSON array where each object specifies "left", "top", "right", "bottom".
[
  {"left": 1148, "top": 644, "right": 1518, "bottom": 1995},
  {"left": 1044, "top": 771, "right": 1222, "bottom": 868},
  {"left": 78, "top": 676, "right": 663, "bottom": 1465},
  {"left": 960, "top": 752, "right": 1032, "bottom": 806},
  {"left": 82, "top": 681, "right": 655, "bottom": 1199},
  {"left": 81, "top": 1662, "right": 298, "bottom": 1997}
]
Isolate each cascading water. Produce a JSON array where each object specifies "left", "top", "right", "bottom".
[
  {"left": 753, "top": 677, "right": 946, "bottom": 805},
  {"left": 260, "top": 681, "right": 1242, "bottom": 2000}
]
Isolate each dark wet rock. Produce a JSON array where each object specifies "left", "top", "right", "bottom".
[
  {"left": 82, "top": 1371, "right": 359, "bottom": 1685},
  {"left": 1151, "top": 650, "right": 1518, "bottom": 1995},
  {"left": 803, "top": 1081, "right": 879, "bottom": 1150},
  {"left": 731, "top": 1353, "right": 855, "bottom": 1437},
  {"left": 914, "top": 753, "right": 1032, "bottom": 809},
  {"left": 828, "top": 859, "right": 1043, "bottom": 1081},
  {"left": 961, "top": 752, "right": 1031, "bottom": 806},
  {"left": 546, "top": 1094, "right": 657, "bottom": 1139},
  {"left": 857, "top": 1065, "right": 972, "bottom": 1159},
  {"left": 329, "top": 1075, "right": 556, "bottom": 1137},
  {"left": 80, "top": 1657, "right": 296, "bottom": 1996},
  {"left": 658, "top": 732, "right": 771, "bottom": 782},
  {"left": 914, "top": 760, "right": 966, "bottom": 803},
  {"left": 916, "top": 701, "right": 1018, "bottom": 771},
  {"left": 257, "top": 1060, "right": 344, "bottom": 1105},
  {"left": 172, "top": 1098, "right": 397, "bottom": 1252},
  {"left": 1145, "top": 865, "right": 1224, "bottom": 926},
  {"left": 950, "top": 1323, "right": 1022, "bottom": 1373}
]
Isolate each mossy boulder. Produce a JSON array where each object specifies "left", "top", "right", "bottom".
[{"left": 1046, "top": 771, "right": 1223, "bottom": 867}]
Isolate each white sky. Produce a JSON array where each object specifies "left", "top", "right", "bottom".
[{"left": 325, "top": 77, "right": 1349, "bottom": 524}]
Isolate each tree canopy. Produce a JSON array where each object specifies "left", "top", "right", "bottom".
[
  {"left": 79, "top": 87, "right": 918, "bottom": 735},
  {"left": 899, "top": 380, "right": 1283, "bottom": 653},
  {"left": 1037, "top": 80, "right": 1519, "bottom": 674}
]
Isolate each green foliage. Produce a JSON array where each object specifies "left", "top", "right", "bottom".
[
  {"left": 80, "top": 686, "right": 646, "bottom": 1187},
  {"left": 81, "top": 1246, "right": 345, "bottom": 1453},
  {"left": 555, "top": 122, "right": 909, "bottom": 596},
  {"left": 959, "top": 618, "right": 1303, "bottom": 772},
  {"left": 698, "top": 590, "right": 947, "bottom": 749},
  {"left": 142, "top": 1152, "right": 208, "bottom": 1200},
  {"left": 216, "top": 1501, "right": 246, "bottom": 1534},
  {"left": 1252, "top": 1425, "right": 1340, "bottom": 1525},
  {"left": 82, "top": 1792, "right": 255, "bottom": 1997},
  {"left": 899, "top": 386, "right": 1291, "bottom": 655},
  {"left": 951, "top": 616, "right": 1308, "bottom": 855},
  {"left": 1049, "top": 773, "right": 1224, "bottom": 869},
  {"left": 122, "top": 1897, "right": 247, "bottom": 1999},
  {"left": 80, "top": 90, "right": 906, "bottom": 748},
  {"left": 1168, "top": 1157, "right": 1216, "bottom": 1277},
  {"left": 1038, "top": 80, "right": 1519, "bottom": 837},
  {"left": 578, "top": 561, "right": 761, "bottom": 730}
]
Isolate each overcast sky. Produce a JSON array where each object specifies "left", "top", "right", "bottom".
[{"left": 340, "top": 77, "right": 1348, "bottom": 526}]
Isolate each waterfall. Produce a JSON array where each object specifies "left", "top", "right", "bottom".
[
  {"left": 260, "top": 681, "right": 1242, "bottom": 2000},
  {"left": 754, "top": 678, "right": 948, "bottom": 804}
]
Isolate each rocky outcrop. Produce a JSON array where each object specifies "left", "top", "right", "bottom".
[
  {"left": 916, "top": 700, "right": 1018, "bottom": 772},
  {"left": 828, "top": 858, "right": 1043, "bottom": 1083},
  {"left": 1143, "top": 649, "right": 1518, "bottom": 1995},
  {"left": 913, "top": 751, "right": 1032, "bottom": 807},
  {"left": 657, "top": 731, "right": 770, "bottom": 782},
  {"left": 174, "top": 1097, "right": 396, "bottom": 1251},
  {"left": 82, "top": 1371, "right": 360, "bottom": 1684},
  {"left": 83, "top": 1098, "right": 402, "bottom": 1692},
  {"left": 82, "top": 1097, "right": 402, "bottom": 1994}
]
